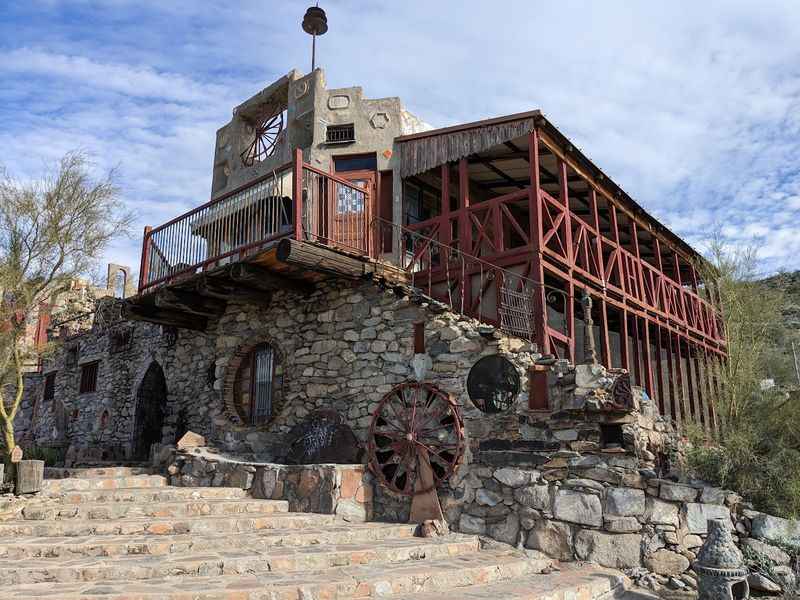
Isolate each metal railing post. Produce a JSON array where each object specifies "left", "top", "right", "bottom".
[{"left": 138, "top": 225, "right": 152, "bottom": 293}]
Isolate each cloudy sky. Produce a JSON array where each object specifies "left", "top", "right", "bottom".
[{"left": 2, "top": 1, "right": 799, "bottom": 277}]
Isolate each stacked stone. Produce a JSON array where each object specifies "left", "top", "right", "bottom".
[
  {"left": 444, "top": 455, "right": 758, "bottom": 594},
  {"left": 168, "top": 448, "right": 374, "bottom": 523}
]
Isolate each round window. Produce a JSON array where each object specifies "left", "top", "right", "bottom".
[{"left": 467, "top": 355, "right": 520, "bottom": 413}]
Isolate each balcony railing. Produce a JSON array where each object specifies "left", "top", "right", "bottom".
[{"left": 138, "top": 150, "right": 371, "bottom": 292}]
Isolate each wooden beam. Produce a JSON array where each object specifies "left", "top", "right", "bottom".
[
  {"left": 154, "top": 289, "right": 226, "bottom": 317},
  {"left": 276, "top": 238, "right": 365, "bottom": 280},
  {"left": 229, "top": 262, "right": 312, "bottom": 294},
  {"left": 123, "top": 302, "right": 208, "bottom": 331}
]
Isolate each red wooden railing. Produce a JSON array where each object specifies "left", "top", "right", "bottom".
[{"left": 138, "top": 149, "right": 371, "bottom": 292}]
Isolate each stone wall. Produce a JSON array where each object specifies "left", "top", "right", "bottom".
[
  {"left": 14, "top": 278, "right": 542, "bottom": 463},
  {"left": 168, "top": 448, "right": 373, "bottom": 522}
]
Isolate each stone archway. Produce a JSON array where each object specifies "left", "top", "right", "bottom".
[{"left": 132, "top": 361, "right": 167, "bottom": 461}]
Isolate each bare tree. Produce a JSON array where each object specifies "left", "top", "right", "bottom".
[{"left": 0, "top": 152, "right": 132, "bottom": 457}]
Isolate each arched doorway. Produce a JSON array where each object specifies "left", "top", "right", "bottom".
[{"left": 132, "top": 362, "right": 167, "bottom": 461}]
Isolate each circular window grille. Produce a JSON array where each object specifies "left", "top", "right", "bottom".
[
  {"left": 467, "top": 355, "right": 520, "bottom": 413},
  {"left": 240, "top": 105, "right": 285, "bottom": 166}
]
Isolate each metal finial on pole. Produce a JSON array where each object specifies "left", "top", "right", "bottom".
[{"left": 302, "top": 5, "right": 328, "bottom": 72}]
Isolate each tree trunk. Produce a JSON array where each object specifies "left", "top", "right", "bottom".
[
  {"left": 15, "top": 460, "right": 44, "bottom": 495},
  {"left": 2, "top": 420, "right": 14, "bottom": 462}
]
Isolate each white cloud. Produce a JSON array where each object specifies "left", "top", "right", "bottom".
[{"left": 1, "top": 1, "right": 799, "bottom": 275}]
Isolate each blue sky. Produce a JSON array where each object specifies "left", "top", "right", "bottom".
[{"left": 2, "top": 1, "right": 799, "bottom": 277}]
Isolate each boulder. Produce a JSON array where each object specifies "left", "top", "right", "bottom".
[
  {"left": 699, "top": 486, "right": 727, "bottom": 505},
  {"left": 748, "top": 573, "right": 782, "bottom": 594},
  {"left": 574, "top": 530, "right": 642, "bottom": 568},
  {"left": 604, "top": 516, "right": 641, "bottom": 533},
  {"left": 476, "top": 488, "right": 503, "bottom": 507},
  {"left": 771, "top": 565, "right": 796, "bottom": 592},
  {"left": 605, "top": 487, "right": 646, "bottom": 517},
  {"left": 740, "top": 538, "right": 791, "bottom": 565},
  {"left": 487, "top": 513, "right": 520, "bottom": 545},
  {"left": 644, "top": 497, "right": 679, "bottom": 527},
  {"left": 514, "top": 485, "right": 551, "bottom": 511},
  {"left": 525, "top": 520, "right": 573, "bottom": 561},
  {"left": 176, "top": 431, "right": 206, "bottom": 450},
  {"left": 682, "top": 534, "right": 703, "bottom": 549},
  {"left": 493, "top": 468, "right": 537, "bottom": 488},
  {"left": 751, "top": 513, "right": 800, "bottom": 544},
  {"left": 685, "top": 503, "right": 731, "bottom": 534},
  {"left": 459, "top": 513, "right": 486, "bottom": 535},
  {"left": 645, "top": 549, "right": 690, "bottom": 576},
  {"left": 659, "top": 482, "right": 698, "bottom": 503},
  {"left": 553, "top": 490, "right": 603, "bottom": 527}
]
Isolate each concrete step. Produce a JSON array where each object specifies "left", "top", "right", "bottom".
[
  {"left": 42, "top": 475, "right": 168, "bottom": 494},
  {"left": 0, "top": 535, "right": 480, "bottom": 586},
  {"left": 45, "top": 486, "right": 249, "bottom": 504},
  {"left": 0, "top": 511, "right": 338, "bottom": 538},
  {"left": 0, "top": 522, "right": 418, "bottom": 560},
  {"left": 45, "top": 467, "right": 153, "bottom": 479},
  {"left": 0, "top": 547, "right": 550, "bottom": 599},
  {"left": 388, "top": 563, "right": 629, "bottom": 599},
  {"left": 20, "top": 498, "right": 289, "bottom": 521}
]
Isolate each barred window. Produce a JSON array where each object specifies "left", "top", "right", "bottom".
[
  {"left": 79, "top": 361, "right": 99, "bottom": 394},
  {"left": 233, "top": 343, "right": 283, "bottom": 425},
  {"left": 326, "top": 123, "right": 355, "bottom": 144}
]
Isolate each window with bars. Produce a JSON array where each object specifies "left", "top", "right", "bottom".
[
  {"left": 79, "top": 361, "right": 99, "bottom": 394},
  {"left": 233, "top": 343, "right": 283, "bottom": 426},
  {"left": 326, "top": 123, "right": 355, "bottom": 144},
  {"left": 43, "top": 372, "right": 56, "bottom": 402}
]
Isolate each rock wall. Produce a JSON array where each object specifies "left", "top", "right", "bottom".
[{"left": 168, "top": 448, "right": 373, "bottom": 522}]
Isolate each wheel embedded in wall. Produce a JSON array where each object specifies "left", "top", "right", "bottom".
[{"left": 368, "top": 381, "right": 464, "bottom": 496}]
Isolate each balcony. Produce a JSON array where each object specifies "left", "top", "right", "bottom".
[{"left": 137, "top": 150, "right": 377, "bottom": 295}]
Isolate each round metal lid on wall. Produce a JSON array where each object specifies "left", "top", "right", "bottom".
[{"left": 467, "top": 355, "right": 521, "bottom": 414}]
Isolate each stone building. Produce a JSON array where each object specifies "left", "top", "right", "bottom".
[{"left": 12, "top": 67, "right": 751, "bottom": 594}]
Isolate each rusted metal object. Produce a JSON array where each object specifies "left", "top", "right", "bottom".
[
  {"left": 467, "top": 355, "right": 520, "bottom": 414},
  {"left": 285, "top": 409, "right": 361, "bottom": 465},
  {"left": 367, "top": 382, "right": 464, "bottom": 496},
  {"left": 610, "top": 372, "right": 634, "bottom": 410},
  {"left": 240, "top": 107, "right": 284, "bottom": 167}
]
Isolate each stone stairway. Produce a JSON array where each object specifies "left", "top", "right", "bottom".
[{"left": 0, "top": 468, "right": 632, "bottom": 599}]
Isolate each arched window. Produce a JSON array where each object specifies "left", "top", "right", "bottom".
[{"left": 233, "top": 343, "right": 283, "bottom": 425}]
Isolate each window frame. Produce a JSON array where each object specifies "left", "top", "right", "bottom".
[
  {"left": 43, "top": 371, "right": 57, "bottom": 402},
  {"left": 78, "top": 361, "right": 100, "bottom": 395}
]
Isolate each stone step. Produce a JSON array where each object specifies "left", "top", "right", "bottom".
[
  {"left": 0, "top": 512, "right": 338, "bottom": 538},
  {"left": 44, "top": 467, "right": 153, "bottom": 480},
  {"left": 0, "top": 547, "right": 550, "bottom": 599},
  {"left": 0, "top": 522, "right": 418, "bottom": 560},
  {"left": 0, "top": 536, "right": 480, "bottom": 586},
  {"left": 42, "top": 475, "right": 168, "bottom": 494},
  {"left": 387, "top": 563, "right": 629, "bottom": 599},
  {"left": 19, "top": 498, "right": 289, "bottom": 521},
  {"left": 45, "top": 486, "right": 249, "bottom": 505}
]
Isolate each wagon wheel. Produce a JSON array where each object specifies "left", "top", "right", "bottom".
[
  {"left": 240, "top": 108, "right": 284, "bottom": 166},
  {"left": 368, "top": 382, "right": 464, "bottom": 496}
]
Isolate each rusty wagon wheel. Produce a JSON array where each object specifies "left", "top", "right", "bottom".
[{"left": 368, "top": 382, "right": 464, "bottom": 496}]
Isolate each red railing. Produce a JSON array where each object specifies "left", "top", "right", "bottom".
[{"left": 138, "top": 150, "right": 371, "bottom": 292}]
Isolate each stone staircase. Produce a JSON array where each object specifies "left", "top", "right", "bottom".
[{"left": 0, "top": 468, "right": 632, "bottom": 599}]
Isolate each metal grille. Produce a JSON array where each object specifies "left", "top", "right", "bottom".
[
  {"left": 79, "top": 361, "right": 99, "bottom": 395},
  {"left": 251, "top": 345, "right": 274, "bottom": 424},
  {"left": 326, "top": 123, "right": 355, "bottom": 144},
  {"left": 499, "top": 281, "right": 534, "bottom": 341}
]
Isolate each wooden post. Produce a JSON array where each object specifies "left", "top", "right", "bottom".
[
  {"left": 664, "top": 328, "right": 677, "bottom": 424},
  {"left": 293, "top": 148, "right": 304, "bottom": 240},
  {"left": 643, "top": 320, "right": 655, "bottom": 402},
  {"left": 599, "top": 298, "right": 611, "bottom": 368},
  {"left": 441, "top": 164, "right": 451, "bottom": 248},
  {"left": 621, "top": 308, "right": 630, "bottom": 372},
  {"left": 16, "top": 460, "right": 44, "bottom": 495},
  {"left": 529, "top": 366, "right": 550, "bottom": 411}
]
